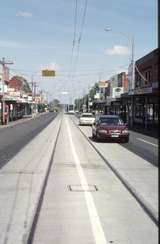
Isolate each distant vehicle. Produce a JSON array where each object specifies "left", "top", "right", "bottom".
[
  {"left": 79, "top": 113, "right": 95, "bottom": 125},
  {"left": 65, "top": 104, "right": 75, "bottom": 114},
  {"left": 92, "top": 115, "right": 129, "bottom": 142},
  {"left": 67, "top": 110, "right": 75, "bottom": 114}
]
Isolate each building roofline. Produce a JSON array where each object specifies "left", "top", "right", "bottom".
[{"left": 135, "top": 48, "right": 159, "bottom": 64}]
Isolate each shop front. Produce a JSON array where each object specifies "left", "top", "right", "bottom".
[{"left": 121, "top": 91, "right": 159, "bottom": 132}]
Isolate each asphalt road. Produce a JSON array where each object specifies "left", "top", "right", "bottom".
[
  {"left": 72, "top": 115, "right": 158, "bottom": 166},
  {"left": 0, "top": 112, "right": 56, "bottom": 169},
  {"left": 121, "top": 130, "right": 158, "bottom": 166}
]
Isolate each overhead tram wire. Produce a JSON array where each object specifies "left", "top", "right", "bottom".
[
  {"left": 72, "top": 0, "right": 88, "bottom": 79},
  {"left": 68, "top": 0, "right": 89, "bottom": 103},
  {"left": 68, "top": 0, "right": 78, "bottom": 81}
]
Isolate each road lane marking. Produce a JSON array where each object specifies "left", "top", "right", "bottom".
[
  {"left": 137, "top": 138, "right": 158, "bottom": 147},
  {"left": 66, "top": 119, "right": 108, "bottom": 244}
]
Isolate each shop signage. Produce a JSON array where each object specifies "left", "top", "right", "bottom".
[
  {"left": 112, "top": 87, "right": 124, "bottom": 98},
  {"left": 134, "top": 87, "right": 152, "bottom": 94},
  {"left": 98, "top": 81, "right": 109, "bottom": 88}
]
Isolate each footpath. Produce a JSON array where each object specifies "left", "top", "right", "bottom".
[{"left": 0, "top": 112, "right": 49, "bottom": 130}]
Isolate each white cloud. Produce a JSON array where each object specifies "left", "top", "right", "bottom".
[
  {"left": 61, "top": 91, "right": 68, "bottom": 95},
  {"left": 16, "top": 11, "right": 33, "bottom": 18},
  {"left": 105, "top": 45, "right": 130, "bottom": 56}
]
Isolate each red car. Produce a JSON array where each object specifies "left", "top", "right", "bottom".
[{"left": 92, "top": 115, "right": 129, "bottom": 143}]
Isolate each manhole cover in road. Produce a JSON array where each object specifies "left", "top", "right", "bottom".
[{"left": 68, "top": 185, "right": 98, "bottom": 192}]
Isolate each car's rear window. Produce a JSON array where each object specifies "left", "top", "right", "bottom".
[
  {"left": 81, "top": 114, "right": 94, "bottom": 118},
  {"left": 99, "top": 117, "right": 123, "bottom": 125}
]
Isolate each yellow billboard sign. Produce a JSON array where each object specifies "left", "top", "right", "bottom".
[{"left": 42, "top": 69, "right": 56, "bottom": 77}]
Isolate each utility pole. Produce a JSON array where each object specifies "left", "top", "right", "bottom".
[
  {"left": 0, "top": 57, "right": 13, "bottom": 124},
  {"left": 130, "top": 37, "right": 135, "bottom": 128},
  {"left": 87, "top": 84, "right": 91, "bottom": 112},
  {"left": 30, "top": 75, "right": 38, "bottom": 116}
]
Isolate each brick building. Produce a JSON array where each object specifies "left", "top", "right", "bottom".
[
  {"left": 9, "top": 76, "right": 31, "bottom": 93},
  {"left": 133, "top": 48, "right": 159, "bottom": 127},
  {"left": 121, "top": 48, "right": 159, "bottom": 133},
  {"left": 118, "top": 72, "right": 128, "bottom": 91},
  {"left": 135, "top": 48, "right": 158, "bottom": 93}
]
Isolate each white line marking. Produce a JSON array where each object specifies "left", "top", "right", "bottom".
[
  {"left": 137, "top": 138, "right": 158, "bottom": 147},
  {"left": 66, "top": 119, "right": 108, "bottom": 244}
]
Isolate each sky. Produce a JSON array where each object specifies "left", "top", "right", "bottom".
[{"left": 0, "top": 0, "right": 157, "bottom": 103}]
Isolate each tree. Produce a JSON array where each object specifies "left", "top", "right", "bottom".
[{"left": 49, "top": 99, "right": 61, "bottom": 112}]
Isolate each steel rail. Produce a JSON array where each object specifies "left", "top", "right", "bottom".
[{"left": 26, "top": 117, "right": 63, "bottom": 244}]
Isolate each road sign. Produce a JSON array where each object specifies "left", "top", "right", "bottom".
[{"left": 42, "top": 69, "right": 56, "bottom": 77}]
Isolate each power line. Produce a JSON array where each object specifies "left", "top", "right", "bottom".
[
  {"left": 78, "top": 0, "right": 88, "bottom": 48},
  {"left": 68, "top": 0, "right": 78, "bottom": 80},
  {"left": 68, "top": 0, "right": 88, "bottom": 82},
  {"left": 72, "top": 0, "right": 88, "bottom": 78}
]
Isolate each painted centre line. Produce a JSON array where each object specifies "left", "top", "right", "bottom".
[
  {"left": 137, "top": 138, "right": 158, "bottom": 147},
  {"left": 66, "top": 119, "right": 108, "bottom": 244}
]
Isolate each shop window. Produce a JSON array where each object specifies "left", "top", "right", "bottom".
[
  {"left": 135, "top": 105, "right": 144, "bottom": 119},
  {"left": 144, "top": 70, "right": 152, "bottom": 86},
  {"left": 153, "top": 64, "right": 158, "bottom": 81},
  {"left": 154, "top": 104, "right": 158, "bottom": 123},
  {"left": 147, "top": 104, "right": 153, "bottom": 121}
]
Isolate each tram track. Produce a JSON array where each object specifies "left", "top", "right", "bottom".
[
  {"left": 70, "top": 116, "right": 158, "bottom": 227},
  {"left": 25, "top": 117, "right": 62, "bottom": 244}
]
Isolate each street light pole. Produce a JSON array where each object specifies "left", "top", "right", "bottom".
[
  {"left": 0, "top": 57, "right": 13, "bottom": 124},
  {"left": 104, "top": 27, "right": 135, "bottom": 127},
  {"left": 104, "top": 27, "right": 135, "bottom": 93},
  {"left": 130, "top": 36, "right": 135, "bottom": 93}
]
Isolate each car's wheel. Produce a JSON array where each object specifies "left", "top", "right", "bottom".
[
  {"left": 123, "top": 137, "right": 129, "bottom": 143},
  {"left": 95, "top": 133, "right": 100, "bottom": 141},
  {"left": 92, "top": 131, "right": 96, "bottom": 139}
]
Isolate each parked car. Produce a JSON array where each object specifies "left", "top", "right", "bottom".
[
  {"left": 92, "top": 115, "right": 129, "bottom": 142},
  {"left": 79, "top": 113, "right": 95, "bottom": 125}
]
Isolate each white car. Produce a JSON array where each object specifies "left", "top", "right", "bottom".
[
  {"left": 67, "top": 110, "right": 75, "bottom": 114},
  {"left": 79, "top": 113, "right": 95, "bottom": 125}
]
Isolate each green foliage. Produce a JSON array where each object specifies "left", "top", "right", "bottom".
[
  {"left": 22, "top": 82, "right": 31, "bottom": 93},
  {"left": 74, "top": 82, "right": 99, "bottom": 111},
  {"left": 49, "top": 99, "right": 61, "bottom": 112},
  {"left": 38, "top": 103, "right": 48, "bottom": 112}
]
